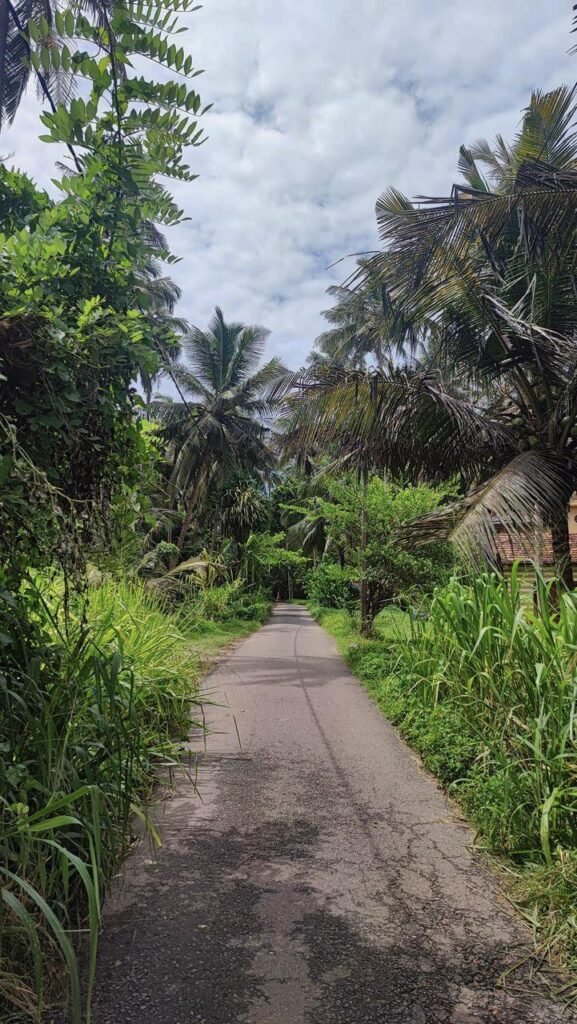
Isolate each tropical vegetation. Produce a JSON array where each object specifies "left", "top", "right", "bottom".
[
  {"left": 301, "top": 85, "right": 577, "bottom": 587},
  {"left": 152, "top": 307, "right": 286, "bottom": 551},
  {"left": 2, "top": 0, "right": 577, "bottom": 1015}
]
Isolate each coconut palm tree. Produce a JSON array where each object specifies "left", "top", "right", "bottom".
[
  {"left": 288, "top": 86, "right": 577, "bottom": 586},
  {"left": 153, "top": 307, "right": 287, "bottom": 551},
  {"left": 136, "top": 258, "right": 187, "bottom": 407},
  {"left": 1, "top": 0, "right": 84, "bottom": 130},
  {"left": 309, "top": 259, "right": 427, "bottom": 371}
]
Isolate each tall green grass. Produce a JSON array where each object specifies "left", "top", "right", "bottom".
[
  {"left": 390, "top": 567, "right": 577, "bottom": 975},
  {"left": 313, "top": 568, "right": 577, "bottom": 975},
  {"left": 398, "top": 566, "right": 577, "bottom": 861},
  {"left": 0, "top": 576, "right": 264, "bottom": 1023}
]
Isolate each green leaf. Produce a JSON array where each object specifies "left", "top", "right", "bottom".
[
  {"left": 28, "top": 814, "right": 80, "bottom": 833},
  {"left": 0, "top": 456, "right": 14, "bottom": 486},
  {"left": 0, "top": 867, "right": 83, "bottom": 1024},
  {"left": 1, "top": 890, "right": 44, "bottom": 1005}
]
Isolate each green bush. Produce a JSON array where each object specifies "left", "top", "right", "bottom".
[
  {"left": 190, "top": 580, "right": 271, "bottom": 624},
  {"left": 137, "top": 541, "right": 180, "bottom": 578},
  {"left": 235, "top": 593, "right": 272, "bottom": 622},
  {"left": 305, "top": 562, "right": 356, "bottom": 608},
  {"left": 191, "top": 581, "right": 242, "bottom": 621}
]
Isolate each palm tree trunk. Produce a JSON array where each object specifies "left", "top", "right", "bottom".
[
  {"left": 177, "top": 500, "right": 195, "bottom": 552},
  {"left": 359, "top": 467, "right": 371, "bottom": 636},
  {"left": 0, "top": 1, "right": 9, "bottom": 121},
  {"left": 551, "top": 511, "right": 574, "bottom": 590},
  {"left": 144, "top": 381, "right": 152, "bottom": 419},
  {"left": 211, "top": 494, "right": 222, "bottom": 552}
]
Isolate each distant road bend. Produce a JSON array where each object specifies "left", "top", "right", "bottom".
[{"left": 94, "top": 604, "right": 575, "bottom": 1024}]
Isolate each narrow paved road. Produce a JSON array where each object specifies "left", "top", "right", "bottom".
[{"left": 94, "top": 605, "right": 574, "bottom": 1024}]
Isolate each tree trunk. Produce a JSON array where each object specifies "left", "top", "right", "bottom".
[
  {"left": 211, "top": 513, "right": 220, "bottom": 552},
  {"left": 0, "top": 2, "right": 10, "bottom": 122},
  {"left": 177, "top": 500, "right": 195, "bottom": 552},
  {"left": 551, "top": 511, "right": 574, "bottom": 590},
  {"left": 359, "top": 468, "right": 371, "bottom": 636}
]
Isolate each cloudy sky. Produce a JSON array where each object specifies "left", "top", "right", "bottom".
[{"left": 2, "top": 0, "right": 576, "bottom": 368}]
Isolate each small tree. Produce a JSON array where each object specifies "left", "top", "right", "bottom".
[
  {"left": 0, "top": 0, "right": 209, "bottom": 576},
  {"left": 292, "top": 474, "right": 454, "bottom": 629}
]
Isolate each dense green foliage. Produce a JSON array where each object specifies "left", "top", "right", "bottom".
[
  {"left": 306, "top": 562, "right": 357, "bottom": 608},
  {"left": 292, "top": 475, "right": 454, "bottom": 621},
  {"left": 0, "top": 0, "right": 208, "bottom": 581},
  {"left": 297, "top": 87, "right": 577, "bottom": 586}
]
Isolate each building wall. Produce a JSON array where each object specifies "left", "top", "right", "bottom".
[{"left": 497, "top": 494, "right": 577, "bottom": 566}]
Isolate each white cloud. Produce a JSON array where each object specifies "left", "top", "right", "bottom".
[{"left": 2, "top": 0, "right": 576, "bottom": 368}]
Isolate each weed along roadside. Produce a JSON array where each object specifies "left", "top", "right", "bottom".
[
  {"left": 311, "top": 573, "right": 577, "bottom": 991},
  {"left": 0, "top": 574, "right": 270, "bottom": 1023}
]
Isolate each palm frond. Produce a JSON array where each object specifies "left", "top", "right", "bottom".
[
  {"left": 457, "top": 145, "right": 490, "bottom": 193},
  {"left": 515, "top": 86, "right": 577, "bottom": 172},
  {"left": 283, "top": 366, "right": 513, "bottom": 482},
  {"left": 138, "top": 276, "right": 182, "bottom": 315},
  {"left": 225, "top": 324, "right": 271, "bottom": 386},
  {"left": 206, "top": 307, "right": 245, "bottom": 390},
  {"left": 182, "top": 326, "right": 221, "bottom": 389},
  {"left": 401, "top": 450, "right": 574, "bottom": 562},
  {"left": 0, "top": 0, "right": 31, "bottom": 128},
  {"left": 0, "top": 0, "right": 77, "bottom": 128},
  {"left": 231, "top": 356, "right": 289, "bottom": 406},
  {"left": 165, "top": 364, "right": 212, "bottom": 402},
  {"left": 285, "top": 515, "right": 326, "bottom": 555}
]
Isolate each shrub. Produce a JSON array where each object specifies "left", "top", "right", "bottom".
[
  {"left": 190, "top": 580, "right": 271, "bottom": 624},
  {"left": 305, "top": 562, "right": 356, "bottom": 608},
  {"left": 137, "top": 541, "right": 180, "bottom": 577}
]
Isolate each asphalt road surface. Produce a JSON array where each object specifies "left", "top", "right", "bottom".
[{"left": 93, "top": 604, "right": 575, "bottom": 1024}]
